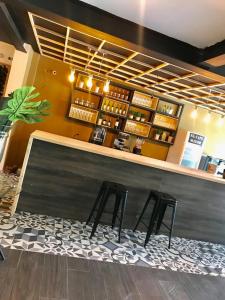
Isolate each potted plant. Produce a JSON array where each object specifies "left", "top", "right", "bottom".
[
  {"left": 135, "top": 112, "right": 141, "bottom": 121},
  {"left": 140, "top": 113, "right": 145, "bottom": 122},
  {"left": 0, "top": 86, "right": 50, "bottom": 161},
  {"left": 128, "top": 110, "right": 134, "bottom": 119},
  {"left": 155, "top": 129, "right": 162, "bottom": 140}
]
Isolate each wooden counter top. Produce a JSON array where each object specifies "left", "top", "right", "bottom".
[{"left": 30, "top": 130, "right": 225, "bottom": 185}]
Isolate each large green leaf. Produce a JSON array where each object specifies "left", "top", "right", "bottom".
[{"left": 0, "top": 86, "right": 50, "bottom": 125}]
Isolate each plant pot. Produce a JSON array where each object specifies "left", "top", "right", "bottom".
[
  {"left": 155, "top": 134, "right": 160, "bottom": 140},
  {"left": 141, "top": 118, "right": 145, "bottom": 122},
  {"left": 128, "top": 114, "right": 134, "bottom": 119},
  {"left": 135, "top": 117, "right": 141, "bottom": 121}
]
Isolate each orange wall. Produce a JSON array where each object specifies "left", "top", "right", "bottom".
[
  {"left": 5, "top": 55, "right": 93, "bottom": 168},
  {"left": 5, "top": 55, "right": 169, "bottom": 168}
]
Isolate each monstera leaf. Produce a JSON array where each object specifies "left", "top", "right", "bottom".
[{"left": 0, "top": 86, "right": 50, "bottom": 126}]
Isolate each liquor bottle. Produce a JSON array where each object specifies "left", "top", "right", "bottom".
[
  {"left": 103, "top": 100, "right": 107, "bottom": 111},
  {"left": 98, "top": 114, "right": 103, "bottom": 125},
  {"left": 115, "top": 105, "right": 118, "bottom": 114},
  {"left": 108, "top": 118, "right": 111, "bottom": 127},
  {"left": 122, "top": 106, "right": 126, "bottom": 115},
  {"left": 114, "top": 118, "right": 120, "bottom": 129},
  {"left": 102, "top": 118, "right": 106, "bottom": 125},
  {"left": 107, "top": 101, "right": 111, "bottom": 111},
  {"left": 119, "top": 105, "right": 122, "bottom": 115},
  {"left": 111, "top": 103, "right": 114, "bottom": 112}
]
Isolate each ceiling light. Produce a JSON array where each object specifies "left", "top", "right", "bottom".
[
  {"left": 103, "top": 80, "right": 110, "bottom": 93},
  {"left": 204, "top": 111, "right": 211, "bottom": 124},
  {"left": 217, "top": 115, "right": 224, "bottom": 127},
  {"left": 86, "top": 74, "right": 93, "bottom": 89},
  {"left": 68, "top": 69, "right": 75, "bottom": 83},
  {"left": 191, "top": 106, "right": 198, "bottom": 119}
]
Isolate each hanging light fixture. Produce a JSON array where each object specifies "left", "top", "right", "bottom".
[
  {"left": 217, "top": 115, "right": 225, "bottom": 127},
  {"left": 204, "top": 110, "right": 211, "bottom": 124},
  {"left": 68, "top": 68, "right": 75, "bottom": 83},
  {"left": 86, "top": 74, "right": 93, "bottom": 89},
  {"left": 191, "top": 106, "right": 198, "bottom": 119},
  {"left": 103, "top": 79, "right": 110, "bottom": 93}
]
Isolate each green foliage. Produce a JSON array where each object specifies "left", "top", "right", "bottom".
[{"left": 0, "top": 86, "right": 50, "bottom": 127}]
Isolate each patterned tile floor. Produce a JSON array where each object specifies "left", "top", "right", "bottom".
[{"left": 1, "top": 210, "right": 225, "bottom": 277}]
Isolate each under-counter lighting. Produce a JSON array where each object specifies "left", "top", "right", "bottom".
[
  {"left": 68, "top": 69, "right": 75, "bottom": 83},
  {"left": 86, "top": 74, "right": 93, "bottom": 89},
  {"left": 217, "top": 115, "right": 225, "bottom": 127},
  {"left": 103, "top": 79, "right": 110, "bottom": 93},
  {"left": 190, "top": 106, "right": 198, "bottom": 119},
  {"left": 204, "top": 111, "right": 211, "bottom": 124}
]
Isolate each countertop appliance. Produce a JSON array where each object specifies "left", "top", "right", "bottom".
[{"left": 89, "top": 126, "right": 106, "bottom": 145}]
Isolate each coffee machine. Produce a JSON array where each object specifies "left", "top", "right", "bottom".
[{"left": 89, "top": 126, "right": 106, "bottom": 145}]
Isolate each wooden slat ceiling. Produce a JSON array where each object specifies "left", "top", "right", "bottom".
[{"left": 29, "top": 12, "right": 225, "bottom": 115}]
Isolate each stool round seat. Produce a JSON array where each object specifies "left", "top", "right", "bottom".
[
  {"left": 134, "top": 189, "right": 178, "bottom": 248},
  {"left": 86, "top": 180, "right": 128, "bottom": 243}
]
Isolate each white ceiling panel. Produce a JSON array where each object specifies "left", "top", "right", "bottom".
[{"left": 81, "top": 0, "right": 225, "bottom": 48}]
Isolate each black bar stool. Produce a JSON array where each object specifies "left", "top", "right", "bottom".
[
  {"left": 86, "top": 181, "right": 128, "bottom": 243},
  {"left": 134, "top": 190, "right": 177, "bottom": 249},
  {"left": 0, "top": 247, "right": 5, "bottom": 261}
]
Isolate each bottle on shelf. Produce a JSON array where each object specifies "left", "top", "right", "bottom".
[
  {"left": 103, "top": 100, "right": 108, "bottom": 111},
  {"left": 119, "top": 104, "right": 122, "bottom": 115},
  {"left": 98, "top": 114, "right": 103, "bottom": 125},
  {"left": 122, "top": 105, "right": 126, "bottom": 115},
  {"left": 108, "top": 118, "right": 111, "bottom": 127},
  {"left": 115, "top": 105, "right": 118, "bottom": 114},
  {"left": 114, "top": 118, "right": 120, "bottom": 129},
  {"left": 107, "top": 101, "right": 111, "bottom": 111},
  {"left": 111, "top": 103, "right": 114, "bottom": 113},
  {"left": 102, "top": 118, "right": 107, "bottom": 125}
]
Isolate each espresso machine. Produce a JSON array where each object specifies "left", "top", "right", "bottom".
[{"left": 89, "top": 126, "right": 106, "bottom": 145}]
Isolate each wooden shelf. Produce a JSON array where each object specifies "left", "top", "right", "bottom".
[
  {"left": 123, "top": 131, "right": 148, "bottom": 139},
  {"left": 152, "top": 124, "right": 176, "bottom": 131},
  {"left": 72, "top": 102, "right": 99, "bottom": 112},
  {"left": 149, "top": 138, "right": 174, "bottom": 145},
  {"left": 127, "top": 118, "right": 152, "bottom": 126},
  {"left": 100, "top": 110, "right": 127, "bottom": 119},
  {"left": 107, "top": 95, "right": 130, "bottom": 104},
  {"left": 130, "top": 103, "right": 156, "bottom": 112},
  {"left": 75, "top": 86, "right": 103, "bottom": 97},
  {"left": 156, "top": 111, "right": 179, "bottom": 119}
]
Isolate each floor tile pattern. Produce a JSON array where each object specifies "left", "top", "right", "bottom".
[
  {"left": 0, "top": 172, "right": 18, "bottom": 212},
  {"left": 1, "top": 210, "right": 225, "bottom": 277}
]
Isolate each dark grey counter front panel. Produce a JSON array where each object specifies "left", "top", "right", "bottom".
[{"left": 17, "top": 139, "right": 225, "bottom": 244}]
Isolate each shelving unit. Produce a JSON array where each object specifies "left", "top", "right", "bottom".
[{"left": 68, "top": 72, "right": 184, "bottom": 148}]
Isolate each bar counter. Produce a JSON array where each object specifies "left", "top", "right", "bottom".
[{"left": 15, "top": 130, "right": 225, "bottom": 244}]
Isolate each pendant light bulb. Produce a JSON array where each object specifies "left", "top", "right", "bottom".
[
  {"left": 217, "top": 115, "right": 225, "bottom": 127},
  {"left": 68, "top": 69, "right": 75, "bottom": 83},
  {"left": 86, "top": 74, "right": 93, "bottom": 89},
  {"left": 191, "top": 106, "right": 198, "bottom": 119},
  {"left": 103, "top": 79, "right": 110, "bottom": 93},
  {"left": 204, "top": 110, "right": 211, "bottom": 124}
]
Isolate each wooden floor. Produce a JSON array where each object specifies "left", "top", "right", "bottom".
[{"left": 0, "top": 249, "right": 224, "bottom": 300}]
